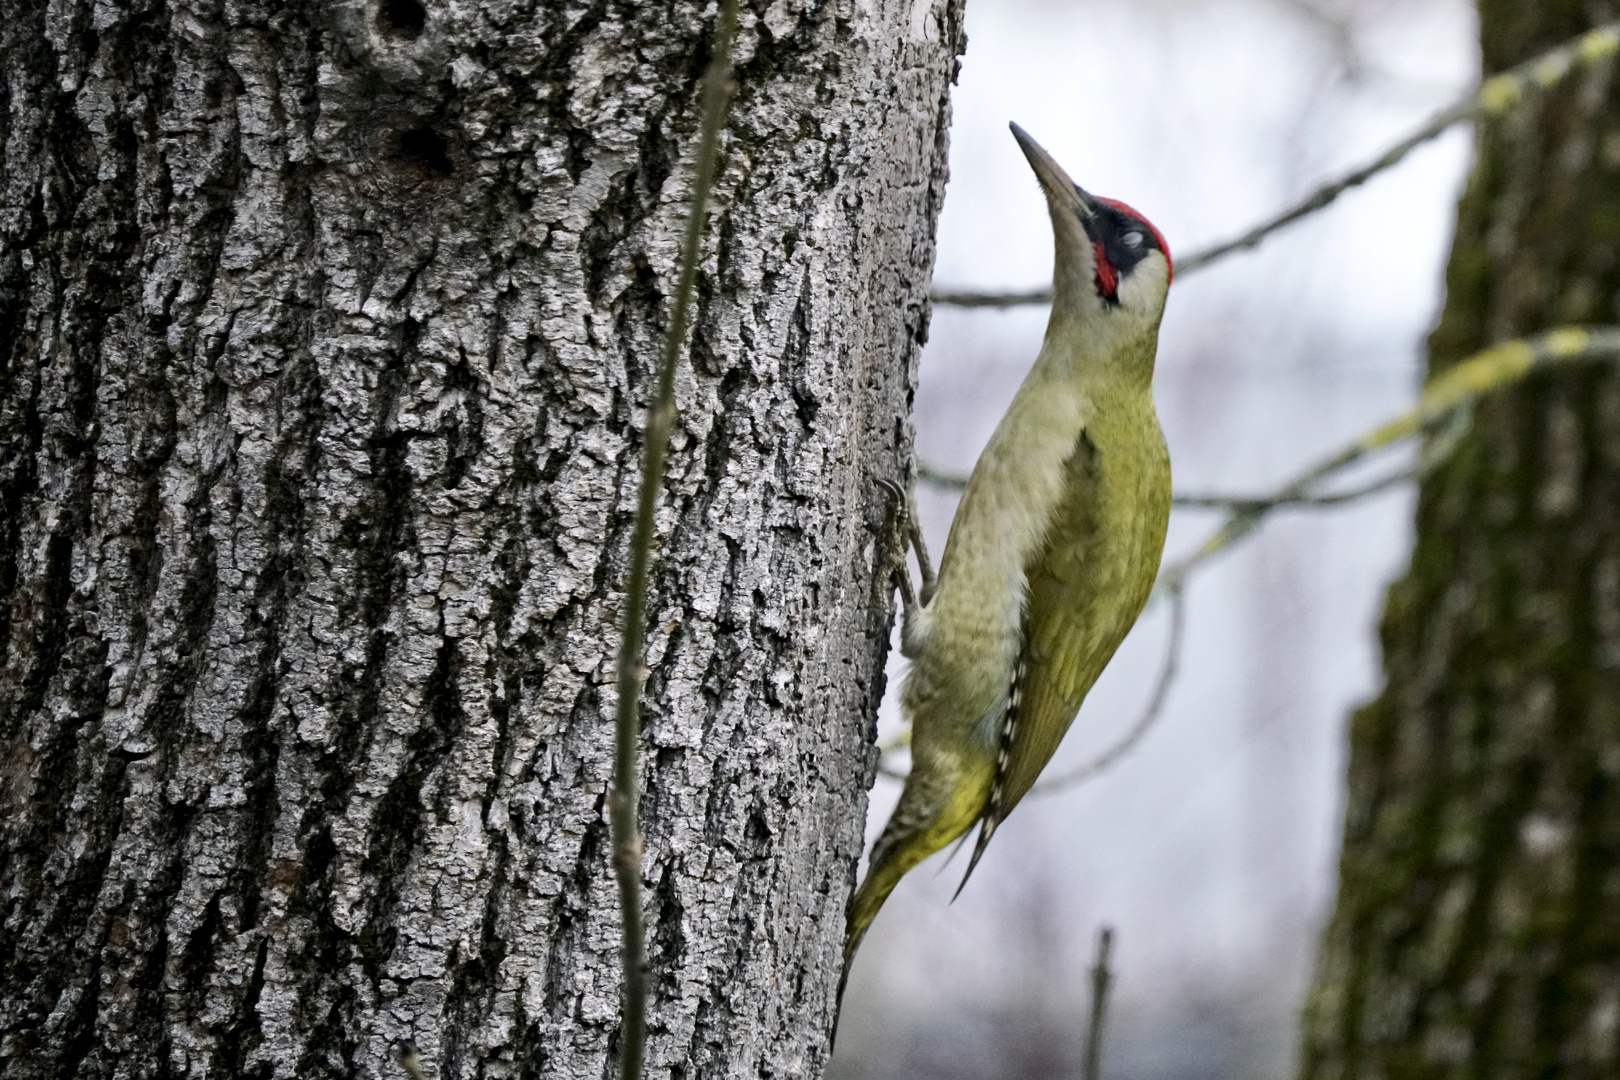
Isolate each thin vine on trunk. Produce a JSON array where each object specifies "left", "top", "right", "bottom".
[{"left": 612, "top": 5, "right": 738, "bottom": 1078}]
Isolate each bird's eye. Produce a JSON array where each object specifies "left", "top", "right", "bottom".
[{"left": 1122, "top": 230, "right": 1145, "bottom": 249}]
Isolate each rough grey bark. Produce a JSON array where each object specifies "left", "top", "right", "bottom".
[
  {"left": 0, "top": 0, "right": 964, "bottom": 1077},
  {"left": 1299, "top": 2, "right": 1620, "bottom": 1077}
]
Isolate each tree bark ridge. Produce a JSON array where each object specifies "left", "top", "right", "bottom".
[{"left": 0, "top": 0, "right": 965, "bottom": 1077}]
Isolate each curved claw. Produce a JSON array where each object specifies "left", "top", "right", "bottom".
[
  {"left": 878, "top": 475, "right": 936, "bottom": 600},
  {"left": 875, "top": 472, "right": 937, "bottom": 657},
  {"left": 876, "top": 477, "right": 917, "bottom": 609}
]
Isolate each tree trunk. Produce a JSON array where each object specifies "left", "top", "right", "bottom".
[
  {"left": 0, "top": 0, "right": 963, "bottom": 1076},
  {"left": 1299, "top": 3, "right": 1620, "bottom": 1077}
]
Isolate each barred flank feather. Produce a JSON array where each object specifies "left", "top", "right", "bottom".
[{"left": 955, "top": 641, "right": 1028, "bottom": 898}]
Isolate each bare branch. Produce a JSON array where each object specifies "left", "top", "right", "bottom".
[
  {"left": 930, "top": 286, "right": 1055, "bottom": 309},
  {"left": 1156, "top": 326, "right": 1620, "bottom": 594},
  {"left": 915, "top": 460, "right": 970, "bottom": 491},
  {"left": 611, "top": 4, "right": 737, "bottom": 1078},
  {"left": 919, "top": 459, "right": 1420, "bottom": 510},
  {"left": 1169, "top": 404, "right": 1474, "bottom": 513},
  {"left": 1082, "top": 927, "right": 1116, "bottom": 1080},
  {"left": 929, "top": 22, "right": 1620, "bottom": 308},
  {"left": 1173, "top": 464, "right": 1417, "bottom": 509}
]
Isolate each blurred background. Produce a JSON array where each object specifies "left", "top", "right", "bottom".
[{"left": 830, "top": 1, "right": 1478, "bottom": 1077}]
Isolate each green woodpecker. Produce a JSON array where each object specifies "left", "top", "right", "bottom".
[{"left": 846, "top": 124, "right": 1173, "bottom": 969}]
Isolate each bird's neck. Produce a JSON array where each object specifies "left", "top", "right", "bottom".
[{"left": 1036, "top": 312, "right": 1160, "bottom": 391}]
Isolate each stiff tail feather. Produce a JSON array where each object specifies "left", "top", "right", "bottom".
[
  {"left": 839, "top": 843, "right": 911, "bottom": 1000},
  {"left": 951, "top": 814, "right": 1000, "bottom": 900},
  {"left": 833, "top": 844, "right": 912, "bottom": 1045},
  {"left": 838, "top": 787, "right": 990, "bottom": 1000},
  {"left": 836, "top": 754, "right": 996, "bottom": 1036}
]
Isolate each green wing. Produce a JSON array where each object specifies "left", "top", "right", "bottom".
[
  {"left": 998, "top": 428, "right": 1110, "bottom": 815},
  {"left": 959, "top": 420, "right": 1167, "bottom": 886}
]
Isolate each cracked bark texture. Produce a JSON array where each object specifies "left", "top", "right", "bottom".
[
  {"left": 0, "top": 0, "right": 964, "bottom": 1075},
  {"left": 1299, "top": 2, "right": 1620, "bottom": 1077}
]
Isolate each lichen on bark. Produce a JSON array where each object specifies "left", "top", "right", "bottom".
[{"left": 0, "top": 0, "right": 965, "bottom": 1076}]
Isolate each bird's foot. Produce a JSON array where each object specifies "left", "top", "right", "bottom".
[
  {"left": 875, "top": 476, "right": 915, "bottom": 602},
  {"left": 877, "top": 474, "right": 932, "bottom": 657}
]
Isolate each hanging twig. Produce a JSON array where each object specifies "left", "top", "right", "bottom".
[
  {"left": 929, "top": 21, "right": 1620, "bottom": 308},
  {"left": 1082, "top": 927, "right": 1116, "bottom": 1080},
  {"left": 611, "top": 4, "right": 738, "bottom": 1079}
]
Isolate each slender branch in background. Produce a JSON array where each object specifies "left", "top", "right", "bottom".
[
  {"left": 1029, "top": 583, "right": 1186, "bottom": 797},
  {"left": 611, "top": 4, "right": 737, "bottom": 1079},
  {"left": 1156, "top": 326, "right": 1620, "bottom": 595},
  {"left": 915, "top": 460, "right": 970, "bottom": 491},
  {"left": 928, "top": 21, "right": 1620, "bottom": 308},
  {"left": 1082, "top": 927, "right": 1116, "bottom": 1080},
  {"left": 1170, "top": 465, "right": 1416, "bottom": 510},
  {"left": 919, "top": 459, "right": 1419, "bottom": 510},
  {"left": 931, "top": 286, "right": 1056, "bottom": 309}
]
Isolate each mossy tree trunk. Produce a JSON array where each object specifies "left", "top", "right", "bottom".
[
  {"left": 0, "top": 0, "right": 963, "bottom": 1076},
  {"left": 1300, "top": 2, "right": 1620, "bottom": 1077}
]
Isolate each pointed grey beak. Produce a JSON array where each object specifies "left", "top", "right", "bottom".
[{"left": 1010, "top": 122, "right": 1097, "bottom": 222}]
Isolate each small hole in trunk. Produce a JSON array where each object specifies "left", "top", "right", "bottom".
[
  {"left": 397, "top": 127, "right": 452, "bottom": 176},
  {"left": 378, "top": 0, "right": 426, "bottom": 38}
]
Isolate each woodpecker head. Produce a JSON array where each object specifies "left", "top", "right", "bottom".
[{"left": 1011, "top": 122, "right": 1171, "bottom": 331}]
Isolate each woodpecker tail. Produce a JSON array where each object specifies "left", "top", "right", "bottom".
[
  {"left": 838, "top": 754, "right": 996, "bottom": 1015},
  {"left": 951, "top": 814, "right": 1000, "bottom": 901},
  {"left": 842, "top": 828, "right": 923, "bottom": 977},
  {"left": 834, "top": 836, "right": 913, "bottom": 1040}
]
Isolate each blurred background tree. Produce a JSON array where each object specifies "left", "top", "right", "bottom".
[{"left": 1301, "top": 1, "right": 1620, "bottom": 1075}]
